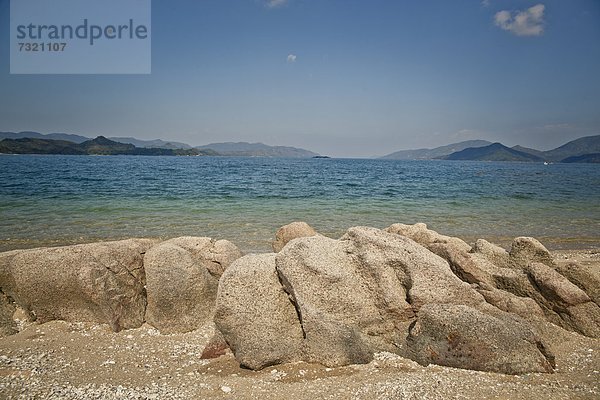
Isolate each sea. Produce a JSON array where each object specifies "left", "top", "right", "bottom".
[{"left": 1, "top": 155, "right": 599, "bottom": 253}]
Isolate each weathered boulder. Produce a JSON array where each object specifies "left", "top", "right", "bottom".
[
  {"left": 215, "top": 254, "right": 305, "bottom": 370},
  {"left": 475, "top": 284, "right": 546, "bottom": 321},
  {"left": 559, "top": 302, "right": 600, "bottom": 338},
  {"left": 407, "top": 304, "right": 555, "bottom": 374},
  {"left": 386, "top": 225, "right": 600, "bottom": 340},
  {"left": 164, "top": 236, "right": 242, "bottom": 277},
  {"left": 556, "top": 262, "right": 600, "bottom": 307},
  {"left": 470, "top": 239, "right": 512, "bottom": 269},
  {"left": 144, "top": 237, "right": 242, "bottom": 334},
  {"left": 274, "top": 227, "right": 484, "bottom": 366},
  {"left": 510, "top": 237, "right": 555, "bottom": 268},
  {"left": 216, "top": 226, "right": 563, "bottom": 373},
  {"left": 386, "top": 223, "right": 471, "bottom": 253},
  {"left": 342, "top": 227, "right": 484, "bottom": 310},
  {"left": 272, "top": 222, "right": 318, "bottom": 252},
  {"left": 275, "top": 235, "right": 382, "bottom": 366},
  {"left": 428, "top": 243, "right": 495, "bottom": 286},
  {"left": 526, "top": 262, "right": 600, "bottom": 337},
  {"left": 1, "top": 239, "right": 156, "bottom": 332},
  {"left": 527, "top": 262, "right": 590, "bottom": 307}
]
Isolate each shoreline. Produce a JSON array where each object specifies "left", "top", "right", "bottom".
[{"left": 1, "top": 233, "right": 599, "bottom": 255}]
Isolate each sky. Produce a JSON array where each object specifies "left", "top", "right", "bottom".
[{"left": 1, "top": 0, "right": 599, "bottom": 157}]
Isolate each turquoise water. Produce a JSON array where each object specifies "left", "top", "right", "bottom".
[{"left": 1, "top": 155, "right": 599, "bottom": 252}]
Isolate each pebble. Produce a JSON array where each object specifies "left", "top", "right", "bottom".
[{"left": 220, "top": 386, "right": 232, "bottom": 393}]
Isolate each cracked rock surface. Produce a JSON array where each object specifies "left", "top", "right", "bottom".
[
  {"left": 0, "top": 239, "right": 157, "bottom": 332},
  {"left": 215, "top": 224, "right": 599, "bottom": 375}
]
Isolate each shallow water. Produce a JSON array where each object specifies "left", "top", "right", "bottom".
[{"left": 1, "top": 155, "right": 599, "bottom": 252}]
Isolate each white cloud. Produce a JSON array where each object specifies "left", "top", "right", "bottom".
[
  {"left": 265, "top": 0, "right": 287, "bottom": 8},
  {"left": 494, "top": 4, "right": 545, "bottom": 36},
  {"left": 286, "top": 54, "right": 297, "bottom": 63},
  {"left": 481, "top": 0, "right": 491, "bottom": 7}
]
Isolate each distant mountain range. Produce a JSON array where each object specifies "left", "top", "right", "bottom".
[
  {"left": 196, "top": 142, "right": 318, "bottom": 158},
  {"left": 381, "top": 140, "right": 493, "bottom": 160},
  {"left": 0, "top": 131, "right": 320, "bottom": 158},
  {"left": 382, "top": 135, "right": 600, "bottom": 163},
  {"left": 442, "top": 143, "right": 543, "bottom": 162},
  {"left": 2, "top": 131, "right": 599, "bottom": 162},
  {"left": 0, "top": 137, "right": 215, "bottom": 156},
  {"left": 0, "top": 131, "right": 90, "bottom": 143},
  {"left": 109, "top": 137, "right": 193, "bottom": 150}
]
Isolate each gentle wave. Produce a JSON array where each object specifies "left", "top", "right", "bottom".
[{"left": 1, "top": 155, "right": 599, "bottom": 252}]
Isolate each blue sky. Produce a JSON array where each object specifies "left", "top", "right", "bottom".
[{"left": 1, "top": 0, "right": 599, "bottom": 157}]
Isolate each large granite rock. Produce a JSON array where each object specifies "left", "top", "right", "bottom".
[
  {"left": 216, "top": 226, "right": 560, "bottom": 374},
  {"left": 470, "top": 239, "right": 513, "bottom": 269},
  {"left": 556, "top": 262, "right": 600, "bottom": 307},
  {"left": 475, "top": 284, "right": 546, "bottom": 321},
  {"left": 342, "top": 227, "right": 483, "bottom": 310},
  {"left": 526, "top": 262, "right": 600, "bottom": 337},
  {"left": 276, "top": 233, "right": 400, "bottom": 366},
  {"left": 386, "top": 223, "right": 471, "bottom": 253},
  {"left": 272, "top": 222, "right": 318, "bottom": 252},
  {"left": 144, "top": 237, "right": 242, "bottom": 334},
  {"left": 0, "top": 239, "right": 156, "bottom": 332},
  {"left": 144, "top": 236, "right": 242, "bottom": 333},
  {"left": 428, "top": 243, "right": 495, "bottom": 286},
  {"left": 385, "top": 224, "right": 600, "bottom": 339},
  {"left": 214, "top": 254, "right": 304, "bottom": 370},
  {"left": 407, "top": 304, "right": 555, "bottom": 374}
]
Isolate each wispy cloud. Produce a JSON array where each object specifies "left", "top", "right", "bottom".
[
  {"left": 494, "top": 4, "right": 545, "bottom": 36},
  {"left": 265, "top": 0, "right": 288, "bottom": 8},
  {"left": 481, "top": 0, "right": 491, "bottom": 8},
  {"left": 286, "top": 54, "right": 297, "bottom": 63}
]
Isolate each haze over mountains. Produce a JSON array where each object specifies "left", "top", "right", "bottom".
[
  {"left": 0, "top": 132, "right": 318, "bottom": 158},
  {"left": 196, "top": 142, "right": 318, "bottom": 158},
  {"left": 382, "top": 135, "right": 600, "bottom": 163},
  {"left": 0, "top": 137, "right": 214, "bottom": 156},
  {"left": 1, "top": 131, "right": 599, "bottom": 162},
  {"left": 381, "top": 140, "right": 493, "bottom": 160},
  {"left": 442, "top": 143, "right": 545, "bottom": 162}
]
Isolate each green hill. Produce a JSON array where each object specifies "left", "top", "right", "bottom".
[
  {"left": 196, "top": 142, "right": 319, "bottom": 158},
  {"left": 381, "top": 140, "right": 492, "bottom": 160},
  {"left": 542, "top": 135, "right": 600, "bottom": 162},
  {"left": 440, "top": 143, "right": 544, "bottom": 162},
  {"left": 0, "top": 136, "right": 216, "bottom": 156},
  {"left": 0, "top": 138, "right": 86, "bottom": 155}
]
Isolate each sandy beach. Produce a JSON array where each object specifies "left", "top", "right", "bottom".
[{"left": 1, "top": 247, "right": 599, "bottom": 400}]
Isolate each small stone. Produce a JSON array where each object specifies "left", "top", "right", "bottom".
[{"left": 221, "top": 386, "right": 232, "bottom": 393}]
